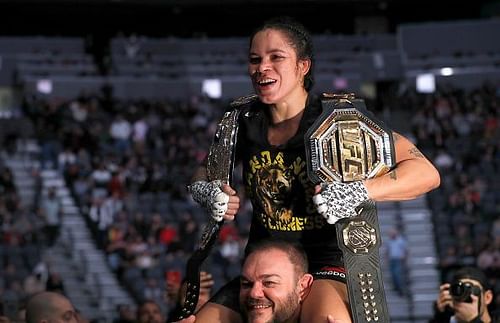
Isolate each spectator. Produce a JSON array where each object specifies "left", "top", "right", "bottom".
[
  {"left": 57, "top": 147, "right": 77, "bottom": 175},
  {"left": 45, "top": 272, "right": 65, "bottom": 294},
  {"left": 177, "top": 212, "right": 199, "bottom": 252},
  {"left": 25, "top": 291, "right": 77, "bottom": 323},
  {"left": 477, "top": 245, "right": 500, "bottom": 273},
  {"left": 386, "top": 227, "right": 408, "bottom": 296},
  {"left": 108, "top": 169, "right": 126, "bottom": 199},
  {"left": 88, "top": 196, "right": 115, "bottom": 249},
  {"left": 106, "top": 224, "right": 128, "bottom": 273},
  {"left": 69, "top": 99, "right": 88, "bottom": 123},
  {"left": 39, "top": 187, "right": 62, "bottom": 247},
  {"left": 136, "top": 300, "right": 165, "bottom": 323},
  {"left": 429, "top": 266, "right": 498, "bottom": 323},
  {"left": 434, "top": 149, "right": 454, "bottom": 171},
  {"left": 143, "top": 278, "right": 163, "bottom": 306},
  {"left": 113, "top": 304, "right": 136, "bottom": 323},
  {"left": 38, "top": 108, "right": 61, "bottom": 170},
  {"left": 109, "top": 114, "right": 132, "bottom": 155},
  {"left": 90, "top": 161, "right": 112, "bottom": 199},
  {"left": 22, "top": 274, "right": 45, "bottom": 296},
  {"left": 158, "top": 224, "right": 178, "bottom": 248},
  {"left": 132, "top": 116, "right": 149, "bottom": 155}
]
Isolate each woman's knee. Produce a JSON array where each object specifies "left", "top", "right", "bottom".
[{"left": 301, "top": 280, "right": 352, "bottom": 322}]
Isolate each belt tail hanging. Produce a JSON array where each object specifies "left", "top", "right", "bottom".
[
  {"left": 169, "top": 106, "right": 243, "bottom": 322},
  {"left": 336, "top": 201, "right": 390, "bottom": 323}
]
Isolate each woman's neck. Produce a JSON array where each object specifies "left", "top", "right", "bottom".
[
  {"left": 268, "top": 89, "right": 308, "bottom": 124},
  {"left": 266, "top": 91, "right": 308, "bottom": 146}
]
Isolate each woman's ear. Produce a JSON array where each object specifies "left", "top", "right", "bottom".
[{"left": 299, "top": 59, "right": 311, "bottom": 76}]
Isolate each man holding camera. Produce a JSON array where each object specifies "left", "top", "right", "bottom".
[{"left": 430, "top": 267, "right": 497, "bottom": 323}]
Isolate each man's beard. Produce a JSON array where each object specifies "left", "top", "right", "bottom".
[
  {"left": 272, "top": 291, "right": 300, "bottom": 323},
  {"left": 242, "top": 291, "right": 300, "bottom": 323}
]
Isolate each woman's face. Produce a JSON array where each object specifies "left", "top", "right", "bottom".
[{"left": 248, "top": 29, "right": 310, "bottom": 105}]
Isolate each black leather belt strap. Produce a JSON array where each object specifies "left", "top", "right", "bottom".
[
  {"left": 336, "top": 200, "right": 390, "bottom": 323},
  {"left": 168, "top": 218, "right": 223, "bottom": 321},
  {"left": 169, "top": 97, "right": 253, "bottom": 321}
]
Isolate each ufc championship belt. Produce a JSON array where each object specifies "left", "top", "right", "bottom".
[
  {"left": 305, "top": 93, "right": 395, "bottom": 323},
  {"left": 169, "top": 95, "right": 256, "bottom": 322}
]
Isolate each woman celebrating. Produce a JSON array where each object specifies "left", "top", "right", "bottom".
[{"left": 186, "top": 16, "right": 440, "bottom": 323}]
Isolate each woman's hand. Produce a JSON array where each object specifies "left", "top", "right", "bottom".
[
  {"left": 312, "top": 182, "right": 369, "bottom": 224},
  {"left": 188, "top": 180, "right": 239, "bottom": 222}
]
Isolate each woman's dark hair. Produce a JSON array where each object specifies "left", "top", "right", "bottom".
[{"left": 249, "top": 16, "right": 315, "bottom": 92}]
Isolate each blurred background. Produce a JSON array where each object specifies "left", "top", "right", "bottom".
[{"left": 0, "top": 0, "right": 499, "bottom": 322}]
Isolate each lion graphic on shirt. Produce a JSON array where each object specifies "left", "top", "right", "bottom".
[{"left": 255, "top": 164, "right": 294, "bottom": 223}]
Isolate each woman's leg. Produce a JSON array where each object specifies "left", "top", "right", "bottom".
[
  {"left": 301, "top": 279, "right": 352, "bottom": 322},
  {"left": 190, "top": 277, "right": 243, "bottom": 323},
  {"left": 194, "top": 302, "right": 243, "bottom": 323}
]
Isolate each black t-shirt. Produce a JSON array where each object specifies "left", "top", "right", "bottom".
[{"left": 235, "top": 93, "right": 343, "bottom": 269}]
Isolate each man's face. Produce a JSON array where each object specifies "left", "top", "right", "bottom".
[
  {"left": 137, "top": 302, "right": 164, "bottom": 323},
  {"left": 239, "top": 249, "right": 303, "bottom": 323},
  {"left": 48, "top": 298, "right": 78, "bottom": 323}
]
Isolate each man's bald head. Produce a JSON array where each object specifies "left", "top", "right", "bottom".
[{"left": 26, "top": 291, "right": 77, "bottom": 323}]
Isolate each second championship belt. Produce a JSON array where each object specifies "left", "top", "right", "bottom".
[
  {"left": 305, "top": 93, "right": 395, "bottom": 323},
  {"left": 169, "top": 95, "right": 256, "bottom": 322}
]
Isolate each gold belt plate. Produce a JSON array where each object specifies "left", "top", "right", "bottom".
[{"left": 306, "top": 95, "right": 395, "bottom": 184}]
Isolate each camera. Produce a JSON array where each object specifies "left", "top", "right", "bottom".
[{"left": 449, "top": 281, "right": 482, "bottom": 303}]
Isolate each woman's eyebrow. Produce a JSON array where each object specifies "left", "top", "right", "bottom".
[{"left": 249, "top": 48, "right": 288, "bottom": 56}]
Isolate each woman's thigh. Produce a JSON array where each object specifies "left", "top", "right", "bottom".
[
  {"left": 194, "top": 302, "right": 242, "bottom": 323},
  {"left": 193, "top": 277, "right": 243, "bottom": 323},
  {"left": 301, "top": 279, "right": 352, "bottom": 322}
]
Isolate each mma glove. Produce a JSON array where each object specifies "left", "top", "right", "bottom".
[
  {"left": 188, "top": 180, "right": 229, "bottom": 222},
  {"left": 313, "top": 181, "right": 369, "bottom": 224}
]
